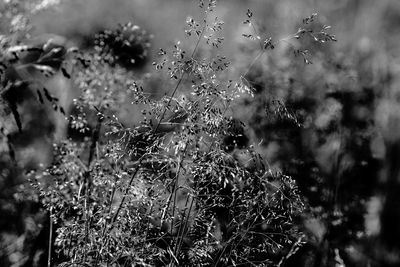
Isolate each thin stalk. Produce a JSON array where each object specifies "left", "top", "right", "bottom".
[
  {"left": 154, "top": 72, "right": 186, "bottom": 133},
  {"left": 144, "top": 19, "right": 208, "bottom": 251},
  {"left": 333, "top": 126, "right": 343, "bottom": 211},
  {"left": 154, "top": 22, "right": 207, "bottom": 133},
  {"left": 242, "top": 50, "right": 264, "bottom": 79},
  {"left": 250, "top": 21, "right": 264, "bottom": 51},
  {"left": 174, "top": 195, "right": 195, "bottom": 257},
  {"left": 143, "top": 204, "right": 154, "bottom": 253},
  {"left": 110, "top": 156, "right": 143, "bottom": 226},
  {"left": 96, "top": 171, "right": 119, "bottom": 261},
  {"left": 208, "top": 29, "right": 304, "bottom": 119},
  {"left": 167, "top": 143, "right": 189, "bottom": 227},
  {"left": 83, "top": 114, "right": 102, "bottom": 262},
  {"left": 160, "top": 143, "right": 188, "bottom": 228},
  {"left": 100, "top": 7, "right": 209, "bottom": 264},
  {"left": 47, "top": 207, "right": 53, "bottom": 267}
]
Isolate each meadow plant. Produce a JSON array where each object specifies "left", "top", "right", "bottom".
[{"left": 1, "top": 1, "right": 336, "bottom": 266}]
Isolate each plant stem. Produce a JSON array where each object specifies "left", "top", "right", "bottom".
[
  {"left": 110, "top": 156, "right": 143, "bottom": 226},
  {"left": 83, "top": 113, "right": 102, "bottom": 262},
  {"left": 174, "top": 195, "right": 195, "bottom": 256},
  {"left": 47, "top": 207, "right": 53, "bottom": 267},
  {"left": 155, "top": 14, "right": 207, "bottom": 131}
]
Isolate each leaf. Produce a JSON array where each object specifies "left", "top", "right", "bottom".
[
  {"left": 60, "top": 106, "right": 65, "bottom": 115},
  {"left": 7, "top": 45, "right": 30, "bottom": 53},
  {"left": 0, "top": 62, "right": 7, "bottom": 71},
  {"left": 43, "top": 87, "right": 53, "bottom": 102},
  {"left": 37, "top": 89, "right": 44, "bottom": 104},
  {"left": 67, "top": 47, "right": 79, "bottom": 54},
  {"left": 9, "top": 100, "right": 22, "bottom": 133},
  {"left": 32, "top": 64, "right": 56, "bottom": 77},
  {"left": 37, "top": 47, "right": 64, "bottom": 63},
  {"left": 61, "top": 67, "right": 71, "bottom": 79}
]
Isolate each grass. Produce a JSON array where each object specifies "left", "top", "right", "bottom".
[{"left": 2, "top": 0, "right": 400, "bottom": 266}]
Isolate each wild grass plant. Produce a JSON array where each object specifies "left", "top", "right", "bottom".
[{"left": 1, "top": 0, "right": 337, "bottom": 266}]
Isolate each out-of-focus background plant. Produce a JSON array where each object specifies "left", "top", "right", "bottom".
[{"left": 1, "top": 0, "right": 400, "bottom": 266}]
